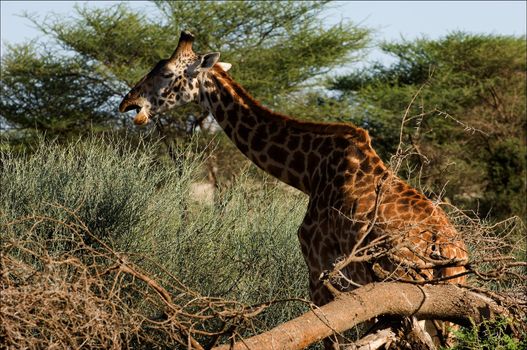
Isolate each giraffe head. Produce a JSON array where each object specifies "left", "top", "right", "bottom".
[{"left": 119, "top": 31, "right": 231, "bottom": 125}]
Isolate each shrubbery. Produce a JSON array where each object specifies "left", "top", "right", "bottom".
[{"left": 1, "top": 137, "right": 311, "bottom": 347}]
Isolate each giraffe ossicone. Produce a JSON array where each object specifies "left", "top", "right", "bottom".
[{"left": 119, "top": 30, "right": 469, "bottom": 347}]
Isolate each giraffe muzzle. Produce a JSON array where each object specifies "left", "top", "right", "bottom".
[{"left": 133, "top": 108, "right": 150, "bottom": 125}]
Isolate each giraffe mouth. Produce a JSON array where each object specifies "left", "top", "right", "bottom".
[{"left": 132, "top": 107, "right": 150, "bottom": 126}]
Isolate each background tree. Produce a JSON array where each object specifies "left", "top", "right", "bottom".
[
  {"left": 1, "top": 0, "right": 369, "bottom": 183},
  {"left": 0, "top": 43, "right": 124, "bottom": 152},
  {"left": 330, "top": 32, "right": 526, "bottom": 221},
  {"left": 1, "top": 1, "right": 369, "bottom": 140}
]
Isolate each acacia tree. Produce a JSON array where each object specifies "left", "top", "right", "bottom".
[
  {"left": 0, "top": 43, "right": 124, "bottom": 154},
  {"left": 1, "top": 1, "right": 369, "bottom": 144}
]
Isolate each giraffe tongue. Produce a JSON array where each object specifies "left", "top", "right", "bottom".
[{"left": 133, "top": 109, "right": 149, "bottom": 126}]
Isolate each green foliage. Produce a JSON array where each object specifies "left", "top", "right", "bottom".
[
  {"left": 1, "top": 136, "right": 186, "bottom": 244},
  {"left": 331, "top": 32, "right": 527, "bottom": 220},
  {"left": 2, "top": 0, "right": 368, "bottom": 139},
  {"left": 485, "top": 138, "right": 527, "bottom": 219},
  {"left": 0, "top": 136, "right": 309, "bottom": 330},
  {"left": 0, "top": 43, "right": 121, "bottom": 137},
  {"left": 446, "top": 318, "right": 527, "bottom": 350},
  {"left": 36, "top": 3, "right": 174, "bottom": 85},
  {"left": 151, "top": 0, "right": 369, "bottom": 104}
]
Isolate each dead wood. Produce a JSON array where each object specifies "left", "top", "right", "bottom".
[{"left": 212, "top": 282, "right": 510, "bottom": 350}]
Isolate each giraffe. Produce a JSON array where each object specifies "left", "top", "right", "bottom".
[{"left": 119, "top": 31, "right": 469, "bottom": 347}]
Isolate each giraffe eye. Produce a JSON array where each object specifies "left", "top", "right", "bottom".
[{"left": 162, "top": 73, "right": 174, "bottom": 78}]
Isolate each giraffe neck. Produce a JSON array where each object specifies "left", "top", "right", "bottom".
[
  {"left": 196, "top": 67, "right": 304, "bottom": 192},
  {"left": 197, "top": 66, "right": 374, "bottom": 195}
]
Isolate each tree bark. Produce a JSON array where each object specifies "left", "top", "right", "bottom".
[{"left": 212, "top": 282, "right": 507, "bottom": 350}]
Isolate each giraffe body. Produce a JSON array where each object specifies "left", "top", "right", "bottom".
[{"left": 119, "top": 31, "right": 468, "bottom": 347}]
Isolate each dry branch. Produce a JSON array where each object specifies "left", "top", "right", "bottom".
[
  {"left": 2, "top": 204, "right": 525, "bottom": 349},
  {"left": 213, "top": 282, "right": 511, "bottom": 350}
]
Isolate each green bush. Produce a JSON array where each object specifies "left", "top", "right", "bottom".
[
  {"left": 1, "top": 136, "right": 191, "bottom": 245},
  {"left": 0, "top": 136, "right": 310, "bottom": 332},
  {"left": 446, "top": 318, "right": 527, "bottom": 350}
]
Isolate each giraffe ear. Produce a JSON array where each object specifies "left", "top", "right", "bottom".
[
  {"left": 217, "top": 62, "right": 232, "bottom": 72},
  {"left": 188, "top": 52, "right": 220, "bottom": 77},
  {"left": 200, "top": 52, "right": 220, "bottom": 70}
]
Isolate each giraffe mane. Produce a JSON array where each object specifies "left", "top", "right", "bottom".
[{"left": 211, "top": 65, "right": 371, "bottom": 141}]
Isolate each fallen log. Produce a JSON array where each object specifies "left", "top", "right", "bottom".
[{"left": 213, "top": 282, "right": 509, "bottom": 350}]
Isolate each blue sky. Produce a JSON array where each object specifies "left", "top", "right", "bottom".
[{"left": 1, "top": 0, "right": 526, "bottom": 68}]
